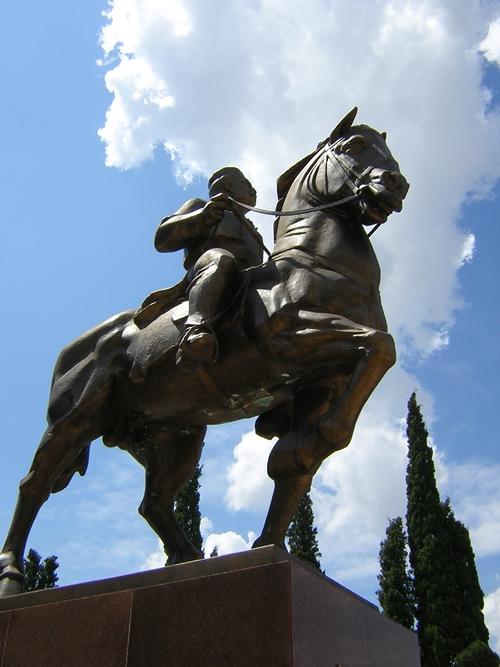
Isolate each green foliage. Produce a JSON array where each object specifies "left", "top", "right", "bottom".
[
  {"left": 377, "top": 517, "right": 415, "bottom": 629},
  {"left": 174, "top": 464, "right": 204, "bottom": 554},
  {"left": 406, "top": 392, "right": 461, "bottom": 666},
  {"left": 405, "top": 392, "right": 495, "bottom": 666},
  {"left": 24, "top": 549, "right": 59, "bottom": 591},
  {"left": 442, "top": 500, "right": 489, "bottom": 651},
  {"left": 287, "top": 490, "right": 322, "bottom": 570},
  {"left": 453, "top": 640, "right": 499, "bottom": 667}
]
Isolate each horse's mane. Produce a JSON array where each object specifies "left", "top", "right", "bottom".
[
  {"left": 275, "top": 123, "right": 376, "bottom": 209},
  {"left": 275, "top": 146, "right": 322, "bottom": 212}
]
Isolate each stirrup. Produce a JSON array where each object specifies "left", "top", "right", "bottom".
[{"left": 176, "top": 324, "right": 219, "bottom": 366}]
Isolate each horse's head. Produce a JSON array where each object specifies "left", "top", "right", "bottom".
[{"left": 324, "top": 108, "right": 409, "bottom": 226}]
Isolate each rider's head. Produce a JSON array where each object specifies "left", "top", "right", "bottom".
[{"left": 209, "top": 167, "right": 257, "bottom": 207}]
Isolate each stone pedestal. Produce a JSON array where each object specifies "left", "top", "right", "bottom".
[{"left": 0, "top": 546, "right": 420, "bottom": 666}]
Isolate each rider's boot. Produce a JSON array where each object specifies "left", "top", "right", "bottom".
[{"left": 176, "top": 323, "right": 219, "bottom": 366}]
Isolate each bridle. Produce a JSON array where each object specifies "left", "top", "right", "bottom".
[{"left": 228, "top": 138, "right": 386, "bottom": 237}]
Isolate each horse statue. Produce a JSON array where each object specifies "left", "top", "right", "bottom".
[{"left": 0, "top": 108, "right": 409, "bottom": 596}]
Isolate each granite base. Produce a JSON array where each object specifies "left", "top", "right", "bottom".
[{"left": 0, "top": 546, "right": 420, "bottom": 666}]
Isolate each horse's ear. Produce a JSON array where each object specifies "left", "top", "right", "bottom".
[
  {"left": 330, "top": 107, "right": 358, "bottom": 142},
  {"left": 381, "top": 131, "right": 387, "bottom": 140}
]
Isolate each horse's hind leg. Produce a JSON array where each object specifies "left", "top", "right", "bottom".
[
  {"left": 134, "top": 423, "right": 206, "bottom": 565},
  {"left": 253, "top": 385, "right": 332, "bottom": 550},
  {"left": 0, "top": 419, "right": 97, "bottom": 596}
]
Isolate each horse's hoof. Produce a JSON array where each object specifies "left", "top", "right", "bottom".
[
  {"left": 251, "top": 536, "right": 286, "bottom": 551},
  {"left": 0, "top": 551, "right": 25, "bottom": 597},
  {"left": 0, "top": 570, "right": 25, "bottom": 597},
  {"left": 252, "top": 536, "right": 267, "bottom": 549},
  {"left": 165, "top": 548, "right": 204, "bottom": 566}
]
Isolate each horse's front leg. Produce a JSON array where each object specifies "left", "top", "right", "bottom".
[
  {"left": 269, "top": 310, "right": 395, "bottom": 450},
  {"left": 253, "top": 311, "right": 395, "bottom": 550}
]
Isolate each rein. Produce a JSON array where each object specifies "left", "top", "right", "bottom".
[
  {"left": 227, "top": 192, "right": 359, "bottom": 217},
  {"left": 228, "top": 140, "right": 383, "bottom": 238},
  {"left": 228, "top": 192, "right": 381, "bottom": 238}
]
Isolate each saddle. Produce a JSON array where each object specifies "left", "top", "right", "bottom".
[{"left": 133, "top": 276, "right": 189, "bottom": 329}]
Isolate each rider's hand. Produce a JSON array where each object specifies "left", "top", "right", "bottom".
[{"left": 202, "top": 194, "right": 230, "bottom": 226}]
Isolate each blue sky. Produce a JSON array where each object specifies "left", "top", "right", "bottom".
[{"left": 1, "top": 0, "right": 500, "bottom": 647}]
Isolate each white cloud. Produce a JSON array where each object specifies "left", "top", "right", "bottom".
[
  {"left": 204, "top": 530, "right": 255, "bottom": 557},
  {"left": 200, "top": 515, "right": 213, "bottom": 537},
  {"left": 140, "top": 522, "right": 256, "bottom": 567},
  {"left": 485, "top": 587, "right": 500, "bottom": 653},
  {"left": 480, "top": 17, "right": 500, "bottom": 66},
  {"left": 141, "top": 538, "right": 166, "bottom": 570},
  {"left": 443, "top": 462, "right": 500, "bottom": 558},
  {"left": 225, "top": 431, "right": 274, "bottom": 512}
]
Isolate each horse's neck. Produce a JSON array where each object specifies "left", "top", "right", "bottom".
[{"left": 273, "top": 183, "right": 380, "bottom": 288}]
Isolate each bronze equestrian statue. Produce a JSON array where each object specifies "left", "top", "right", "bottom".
[{"left": 0, "top": 108, "right": 409, "bottom": 596}]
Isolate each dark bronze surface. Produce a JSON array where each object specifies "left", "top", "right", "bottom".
[{"left": 0, "top": 109, "right": 408, "bottom": 596}]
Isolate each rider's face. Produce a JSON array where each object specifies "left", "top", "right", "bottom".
[{"left": 225, "top": 176, "right": 257, "bottom": 207}]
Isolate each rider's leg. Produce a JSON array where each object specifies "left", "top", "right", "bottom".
[
  {"left": 135, "top": 424, "right": 206, "bottom": 564},
  {"left": 179, "top": 249, "right": 240, "bottom": 364}
]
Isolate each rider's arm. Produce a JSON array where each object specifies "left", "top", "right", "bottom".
[
  {"left": 154, "top": 198, "right": 207, "bottom": 252},
  {"left": 154, "top": 196, "right": 229, "bottom": 252}
]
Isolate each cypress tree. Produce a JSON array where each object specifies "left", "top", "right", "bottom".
[
  {"left": 442, "top": 501, "right": 498, "bottom": 664},
  {"left": 24, "top": 549, "right": 59, "bottom": 591},
  {"left": 174, "top": 464, "right": 204, "bottom": 554},
  {"left": 377, "top": 517, "right": 415, "bottom": 629},
  {"left": 287, "top": 490, "right": 322, "bottom": 570},
  {"left": 405, "top": 393, "right": 498, "bottom": 666},
  {"left": 406, "top": 392, "right": 461, "bottom": 666},
  {"left": 209, "top": 545, "right": 219, "bottom": 558},
  {"left": 454, "top": 640, "right": 499, "bottom": 666}
]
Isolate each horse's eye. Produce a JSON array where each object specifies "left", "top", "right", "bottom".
[{"left": 342, "top": 135, "right": 367, "bottom": 156}]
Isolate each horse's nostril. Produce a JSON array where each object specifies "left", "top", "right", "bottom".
[{"left": 381, "top": 171, "right": 400, "bottom": 189}]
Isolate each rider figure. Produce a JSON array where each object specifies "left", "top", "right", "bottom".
[{"left": 154, "top": 167, "right": 263, "bottom": 365}]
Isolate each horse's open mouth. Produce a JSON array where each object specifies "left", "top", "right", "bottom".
[{"left": 360, "top": 190, "right": 399, "bottom": 223}]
